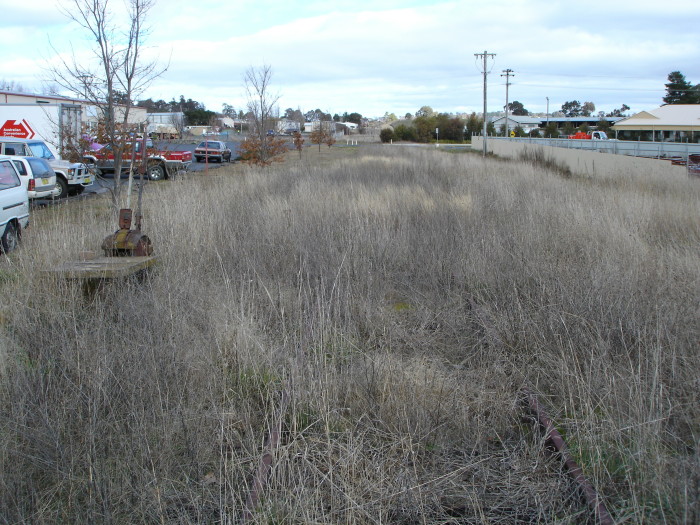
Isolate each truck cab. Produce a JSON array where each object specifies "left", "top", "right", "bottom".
[{"left": 0, "top": 137, "right": 93, "bottom": 198}]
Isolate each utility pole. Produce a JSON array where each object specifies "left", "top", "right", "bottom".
[
  {"left": 546, "top": 97, "right": 550, "bottom": 136},
  {"left": 501, "top": 68, "right": 514, "bottom": 138},
  {"left": 475, "top": 50, "right": 496, "bottom": 157}
]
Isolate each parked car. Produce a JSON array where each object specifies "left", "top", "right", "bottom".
[
  {"left": 194, "top": 141, "right": 232, "bottom": 163},
  {"left": 0, "top": 137, "right": 93, "bottom": 198},
  {"left": 11, "top": 157, "right": 60, "bottom": 200},
  {"left": 0, "top": 156, "right": 30, "bottom": 253}
]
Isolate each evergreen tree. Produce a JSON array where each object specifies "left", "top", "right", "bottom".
[{"left": 663, "top": 71, "right": 698, "bottom": 104}]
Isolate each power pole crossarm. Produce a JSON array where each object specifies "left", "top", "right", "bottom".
[{"left": 475, "top": 50, "right": 496, "bottom": 157}]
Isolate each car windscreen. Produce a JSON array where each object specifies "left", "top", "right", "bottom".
[
  {"left": 0, "top": 160, "right": 21, "bottom": 189},
  {"left": 27, "top": 142, "right": 55, "bottom": 160}
]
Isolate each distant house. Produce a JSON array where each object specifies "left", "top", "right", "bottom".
[
  {"left": 304, "top": 120, "right": 336, "bottom": 133},
  {"left": 490, "top": 115, "right": 542, "bottom": 134},
  {"left": 276, "top": 119, "right": 301, "bottom": 133},
  {"left": 612, "top": 104, "right": 700, "bottom": 142},
  {"left": 219, "top": 117, "right": 236, "bottom": 128},
  {"left": 186, "top": 125, "right": 213, "bottom": 136},
  {"left": 486, "top": 114, "right": 623, "bottom": 136},
  {"left": 543, "top": 116, "right": 623, "bottom": 129},
  {"left": 337, "top": 122, "right": 359, "bottom": 134},
  {"left": 147, "top": 112, "right": 183, "bottom": 138}
]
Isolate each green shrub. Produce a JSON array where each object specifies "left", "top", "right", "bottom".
[
  {"left": 393, "top": 124, "right": 416, "bottom": 141},
  {"left": 379, "top": 127, "right": 395, "bottom": 143}
]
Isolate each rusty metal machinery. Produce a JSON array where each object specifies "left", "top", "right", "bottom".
[{"left": 101, "top": 208, "right": 153, "bottom": 257}]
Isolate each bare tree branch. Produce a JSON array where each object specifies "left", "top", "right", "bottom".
[{"left": 48, "top": 0, "right": 168, "bottom": 213}]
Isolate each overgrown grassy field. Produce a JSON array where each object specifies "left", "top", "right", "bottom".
[{"left": 0, "top": 145, "right": 698, "bottom": 523}]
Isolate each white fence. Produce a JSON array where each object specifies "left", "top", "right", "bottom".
[
  {"left": 490, "top": 136, "right": 700, "bottom": 161},
  {"left": 471, "top": 136, "right": 690, "bottom": 179}
]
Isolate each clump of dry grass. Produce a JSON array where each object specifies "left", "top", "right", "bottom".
[{"left": 0, "top": 145, "right": 697, "bottom": 523}]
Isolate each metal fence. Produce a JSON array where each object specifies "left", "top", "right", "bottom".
[{"left": 493, "top": 136, "right": 700, "bottom": 162}]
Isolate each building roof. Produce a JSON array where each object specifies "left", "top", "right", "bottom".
[
  {"left": 0, "top": 89, "right": 87, "bottom": 104},
  {"left": 613, "top": 104, "right": 700, "bottom": 131},
  {"left": 491, "top": 115, "right": 542, "bottom": 125},
  {"left": 490, "top": 115, "right": 623, "bottom": 127},
  {"left": 546, "top": 116, "right": 623, "bottom": 123}
]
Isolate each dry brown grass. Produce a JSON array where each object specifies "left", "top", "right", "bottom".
[{"left": 0, "top": 145, "right": 697, "bottom": 523}]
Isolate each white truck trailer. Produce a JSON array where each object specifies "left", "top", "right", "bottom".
[{"left": 0, "top": 103, "right": 93, "bottom": 197}]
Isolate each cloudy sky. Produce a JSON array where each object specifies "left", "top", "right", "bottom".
[{"left": 2, "top": 0, "right": 699, "bottom": 118}]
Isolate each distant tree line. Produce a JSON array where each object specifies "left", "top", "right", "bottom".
[{"left": 380, "top": 106, "right": 486, "bottom": 143}]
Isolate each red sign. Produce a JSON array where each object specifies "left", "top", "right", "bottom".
[{"left": 0, "top": 119, "right": 35, "bottom": 139}]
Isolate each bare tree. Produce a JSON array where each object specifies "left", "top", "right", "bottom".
[
  {"left": 0, "top": 79, "right": 28, "bottom": 92},
  {"left": 169, "top": 112, "right": 184, "bottom": 138},
  {"left": 241, "top": 65, "right": 286, "bottom": 165},
  {"left": 49, "top": 0, "right": 166, "bottom": 213}
]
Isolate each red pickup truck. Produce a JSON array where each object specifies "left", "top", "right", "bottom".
[{"left": 83, "top": 140, "right": 192, "bottom": 180}]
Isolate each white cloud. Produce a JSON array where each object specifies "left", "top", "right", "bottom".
[{"left": 1, "top": 0, "right": 699, "bottom": 117}]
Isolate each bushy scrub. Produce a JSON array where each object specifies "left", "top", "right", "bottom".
[{"left": 379, "top": 127, "right": 395, "bottom": 143}]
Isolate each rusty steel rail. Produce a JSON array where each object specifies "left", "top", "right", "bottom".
[
  {"left": 241, "top": 390, "right": 289, "bottom": 523},
  {"left": 522, "top": 388, "right": 614, "bottom": 525},
  {"left": 467, "top": 294, "right": 614, "bottom": 523}
]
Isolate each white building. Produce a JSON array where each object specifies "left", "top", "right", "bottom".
[
  {"left": 0, "top": 90, "right": 148, "bottom": 130},
  {"left": 490, "top": 115, "right": 542, "bottom": 135},
  {"left": 612, "top": 104, "right": 700, "bottom": 142},
  {"left": 147, "top": 112, "right": 184, "bottom": 138}
]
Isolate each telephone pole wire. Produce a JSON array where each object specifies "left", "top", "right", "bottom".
[
  {"left": 475, "top": 50, "right": 496, "bottom": 157},
  {"left": 501, "top": 68, "right": 514, "bottom": 138}
]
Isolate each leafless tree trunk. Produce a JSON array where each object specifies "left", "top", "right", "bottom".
[
  {"left": 244, "top": 65, "right": 281, "bottom": 164},
  {"left": 49, "top": 0, "right": 166, "bottom": 216}
]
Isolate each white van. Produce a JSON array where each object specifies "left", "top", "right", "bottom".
[
  {"left": 11, "top": 157, "right": 60, "bottom": 200},
  {"left": 0, "top": 156, "right": 30, "bottom": 253}
]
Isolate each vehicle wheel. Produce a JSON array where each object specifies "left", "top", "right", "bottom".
[
  {"left": 148, "top": 163, "right": 166, "bottom": 181},
  {"left": 1, "top": 222, "right": 20, "bottom": 254},
  {"left": 195, "top": 157, "right": 201, "bottom": 163},
  {"left": 55, "top": 177, "right": 69, "bottom": 199}
]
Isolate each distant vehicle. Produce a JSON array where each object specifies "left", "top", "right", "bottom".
[
  {"left": 11, "top": 157, "right": 60, "bottom": 200},
  {"left": 83, "top": 139, "right": 192, "bottom": 180},
  {"left": 0, "top": 156, "right": 30, "bottom": 253},
  {"left": 194, "top": 141, "right": 232, "bottom": 163},
  {"left": 0, "top": 137, "right": 93, "bottom": 199},
  {"left": 266, "top": 130, "right": 276, "bottom": 136},
  {"left": 567, "top": 131, "right": 609, "bottom": 140}
]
